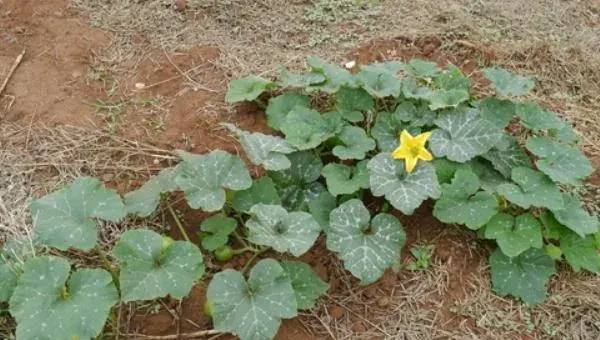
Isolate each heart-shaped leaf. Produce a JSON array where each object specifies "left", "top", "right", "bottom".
[
  {"left": 208, "top": 259, "right": 297, "bottom": 340},
  {"left": 426, "top": 89, "right": 470, "bottom": 110},
  {"left": 281, "top": 261, "right": 329, "bottom": 309},
  {"left": 560, "top": 231, "right": 600, "bottom": 273},
  {"left": 125, "top": 169, "right": 177, "bottom": 218},
  {"left": 225, "top": 76, "right": 279, "bottom": 103},
  {"left": 489, "top": 248, "right": 555, "bottom": 305},
  {"left": 429, "top": 107, "right": 503, "bottom": 162},
  {"left": 200, "top": 214, "right": 237, "bottom": 251},
  {"left": 332, "top": 125, "right": 376, "bottom": 160},
  {"left": 280, "top": 66, "right": 327, "bottom": 88},
  {"left": 484, "top": 213, "right": 543, "bottom": 257},
  {"left": 394, "top": 101, "right": 436, "bottom": 127},
  {"left": 404, "top": 59, "right": 439, "bottom": 78},
  {"left": 515, "top": 103, "right": 563, "bottom": 132},
  {"left": 549, "top": 120, "right": 579, "bottom": 144},
  {"left": 308, "top": 192, "right": 337, "bottom": 233},
  {"left": 327, "top": 199, "right": 406, "bottom": 284},
  {"left": 231, "top": 177, "right": 281, "bottom": 213},
  {"left": 550, "top": 194, "right": 599, "bottom": 237},
  {"left": 175, "top": 150, "right": 252, "bottom": 212},
  {"left": 222, "top": 123, "right": 295, "bottom": 171},
  {"left": 433, "top": 168, "right": 498, "bottom": 229},
  {"left": 281, "top": 106, "right": 343, "bottom": 150},
  {"left": 482, "top": 67, "right": 535, "bottom": 97},
  {"left": 336, "top": 86, "right": 374, "bottom": 122},
  {"left": 357, "top": 64, "right": 402, "bottom": 98},
  {"left": 306, "top": 56, "right": 356, "bottom": 93},
  {"left": 29, "top": 176, "right": 126, "bottom": 251},
  {"left": 470, "top": 158, "right": 510, "bottom": 192},
  {"left": 433, "top": 158, "right": 472, "bottom": 184},
  {"left": 368, "top": 153, "right": 441, "bottom": 215},
  {"left": 476, "top": 97, "right": 515, "bottom": 129},
  {"left": 526, "top": 137, "right": 593, "bottom": 185},
  {"left": 482, "top": 135, "right": 532, "bottom": 177},
  {"left": 401, "top": 77, "right": 434, "bottom": 99},
  {"left": 112, "top": 229, "right": 205, "bottom": 302},
  {"left": 246, "top": 204, "right": 320, "bottom": 256},
  {"left": 371, "top": 112, "right": 410, "bottom": 152},
  {"left": 433, "top": 65, "right": 471, "bottom": 92},
  {"left": 497, "top": 167, "right": 564, "bottom": 210},
  {"left": 269, "top": 151, "right": 326, "bottom": 211},
  {"left": 9, "top": 256, "right": 118, "bottom": 340},
  {"left": 321, "top": 161, "right": 370, "bottom": 196},
  {"left": 0, "top": 237, "right": 34, "bottom": 302},
  {"left": 265, "top": 92, "right": 311, "bottom": 130}
]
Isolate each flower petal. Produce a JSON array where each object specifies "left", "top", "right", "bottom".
[
  {"left": 400, "top": 130, "right": 415, "bottom": 146},
  {"left": 414, "top": 131, "right": 433, "bottom": 146},
  {"left": 418, "top": 149, "right": 433, "bottom": 161},
  {"left": 405, "top": 156, "right": 418, "bottom": 173},
  {"left": 391, "top": 145, "right": 410, "bottom": 159}
]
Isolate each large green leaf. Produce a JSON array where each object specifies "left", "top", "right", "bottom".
[
  {"left": 200, "top": 214, "right": 238, "bottom": 251},
  {"left": 225, "top": 76, "right": 278, "bottom": 103},
  {"left": 549, "top": 120, "right": 579, "bottom": 144},
  {"left": 400, "top": 77, "right": 433, "bottom": 100},
  {"left": 433, "top": 168, "right": 498, "bottom": 229},
  {"left": 368, "top": 153, "right": 441, "bottom": 214},
  {"left": 525, "top": 137, "right": 593, "bottom": 184},
  {"left": 394, "top": 101, "right": 436, "bottom": 127},
  {"left": 308, "top": 192, "right": 337, "bottom": 233},
  {"left": 281, "top": 261, "right": 329, "bottom": 309},
  {"left": 497, "top": 167, "right": 564, "bottom": 210},
  {"left": 327, "top": 199, "right": 406, "bottom": 284},
  {"left": 175, "top": 150, "right": 252, "bottom": 212},
  {"left": 269, "top": 151, "right": 326, "bottom": 211},
  {"left": 470, "top": 158, "right": 510, "bottom": 193},
  {"left": 489, "top": 248, "right": 555, "bottom": 305},
  {"left": 482, "top": 67, "right": 535, "bottom": 97},
  {"left": 484, "top": 213, "right": 543, "bottom": 257},
  {"left": 306, "top": 56, "right": 356, "bottom": 93},
  {"left": 112, "top": 229, "right": 205, "bottom": 302},
  {"left": 124, "top": 169, "right": 178, "bottom": 218},
  {"left": 332, "top": 125, "right": 376, "bottom": 160},
  {"left": 280, "top": 66, "right": 326, "bottom": 88},
  {"left": 207, "top": 259, "right": 297, "bottom": 340},
  {"left": 481, "top": 135, "right": 532, "bottom": 178},
  {"left": 476, "top": 97, "right": 515, "bottom": 129},
  {"left": 29, "top": 176, "right": 126, "bottom": 251},
  {"left": 433, "top": 64, "right": 471, "bottom": 92},
  {"left": 222, "top": 123, "right": 295, "bottom": 171},
  {"left": 426, "top": 89, "right": 470, "bottom": 110},
  {"left": 336, "top": 86, "right": 374, "bottom": 122},
  {"left": 321, "top": 161, "right": 370, "bottom": 196},
  {"left": 0, "top": 237, "right": 35, "bottom": 302},
  {"left": 550, "top": 194, "right": 599, "bottom": 237},
  {"left": 280, "top": 106, "right": 343, "bottom": 150},
  {"left": 357, "top": 64, "right": 402, "bottom": 98},
  {"left": 265, "top": 92, "right": 311, "bottom": 130},
  {"left": 371, "top": 112, "right": 408, "bottom": 152},
  {"left": 0, "top": 264, "right": 17, "bottom": 302},
  {"left": 246, "top": 204, "right": 320, "bottom": 256},
  {"left": 433, "top": 158, "right": 471, "bottom": 184},
  {"left": 560, "top": 231, "right": 600, "bottom": 273},
  {"left": 515, "top": 103, "right": 562, "bottom": 132},
  {"left": 9, "top": 256, "right": 118, "bottom": 340},
  {"left": 429, "top": 108, "right": 503, "bottom": 162},
  {"left": 404, "top": 59, "right": 439, "bottom": 78},
  {"left": 231, "top": 177, "right": 281, "bottom": 213}
]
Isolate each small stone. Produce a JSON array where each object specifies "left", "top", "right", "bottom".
[
  {"left": 135, "top": 82, "right": 146, "bottom": 89},
  {"left": 344, "top": 60, "right": 356, "bottom": 69},
  {"left": 330, "top": 305, "right": 344, "bottom": 319},
  {"left": 71, "top": 71, "right": 82, "bottom": 79},
  {"left": 352, "top": 321, "right": 367, "bottom": 333},
  {"left": 153, "top": 158, "right": 160, "bottom": 165},
  {"left": 377, "top": 296, "right": 390, "bottom": 307}
]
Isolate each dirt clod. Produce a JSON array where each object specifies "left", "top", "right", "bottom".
[{"left": 330, "top": 305, "right": 345, "bottom": 319}]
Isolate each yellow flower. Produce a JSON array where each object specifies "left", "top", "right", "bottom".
[{"left": 391, "top": 130, "right": 434, "bottom": 173}]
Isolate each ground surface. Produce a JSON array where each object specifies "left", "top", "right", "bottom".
[{"left": 1, "top": 0, "right": 600, "bottom": 339}]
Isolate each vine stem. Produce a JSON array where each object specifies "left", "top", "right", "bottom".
[
  {"left": 231, "top": 230, "right": 249, "bottom": 248},
  {"left": 96, "top": 246, "right": 120, "bottom": 291},
  {"left": 121, "top": 330, "right": 222, "bottom": 339},
  {"left": 167, "top": 203, "right": 191, "bottom": 242},
  {"left": 242, "top": 248, "right": 268, "bottom": 275}
]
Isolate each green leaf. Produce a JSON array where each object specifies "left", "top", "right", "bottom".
[
  {"left": 232, "top": 177, "right": 281, "bottom": 213},
  {"left": 0, "top": 264, "right": 17, "bottom": 302},
  {"left": 9, "top": 256, "right": 118, "bottom": 340},
  {"left": 470, "top": 158, "right": 509, "bottom": 192},
  {"left": 175, "top": 150, "right": 252, "bottom": 212},
  {"left": 113, "top": 229, "right": 204, "bottom": 302},
  {"left": 269, "top": 151, "right": 326, "bottom": 211},
  {"left": 332, "top": 126, "right": 376, "bottom": 160},
  {"left": 247, "top": 204, "right": 321, "bottom": 256},
  {"left": 482, "top": 67, "right": 535, "bottom": 97},
  {"left": 550, "top": 194, "right": 599, "bottom": 237},
  {"left": 222, "top": 123, "right": 295, "bottom": 171},
  {"left": 484, "top": 213, "right": 543, "bottom": 257},
  {"left": 208, "top": 259, "right": 296, "bottom": 340},
  {"left": 371, "top": 112, "right": 407, "bottom": 152},
  {"left": 321, "top": 161, "right": 370, "bottom": 196},
  {"left": 306, "top": 56, "right": 356, "bottom": 93},
  {"left": 357, "top": 64, "right": 402, "bottom": 98},
  {"left": 497, "top": 167, "right": 564, "bottom": 210},
  {"left": 400, "top": 77, "right": 434, "bottom": 99},
  {"left": 308, "top": 192, "right": 336, "bottom": 233},
  {"left": 544, "top": 244, "right": 563, "bottom": 260},
  {"left": 394, "top": 101, "right": 436, "bottom": 127},
  {"left": 327, "top": 199, "right": 406, "bottom": 284},
  {"left": 526, "top": 137, "right": 593, "bottom": 185},
  {"left": 280, "top": 66, "right": 326, "bottom": 88},
  {"left": 434, "top": 64, "right": 471, "bottom": 91},
  {"left": 404, "top": 59, "right": 439, "bottom": 78},
  {"left": 560, "top": 231, "right": 600, "bottom": 273},
  {"left": 368, "top": 153, "right": 441, "bottom": 215},
  {"left": 225, "top": 76, "right": 278, "bottom": 103},
  {"left": 265, "top": 92, "right": 311, "bottom": 130},
  {"left": 281, "top": 106, "right": 343, "bottom": 150},
  {"left": 200, "top": 214, "right": 237, "bottom": 251},
  {"left": 433, "top": 168, "right": 498, "bottom": 229},
  {"left": 433, "top": 158, "right": 471, "bottom": 184},
  {"left": 336, "top": 86, "right": 374, "bottom": 122},
  {"left": 476, "top": 97, "right": 515, "bottom": 129},
  {"left": 482, "top": 135, "right": 532, "bottom": 177},
  {"left": 29, "top": 176, "right": 126, "bottom": 251},
  {"left": 125, "top": 169, "right": 178, "bottom": 218},
  {"left": 281, "top": 261, "right": 329, "bottom": 309},
  {"left": 549, "top": 120, "right": 579, "bottom": 144},
  {"left": 429, "top": 108, "right": 503, "bottom": 162},
  {"left": 515, "top": 103, "right": 562, "bottom": 132},
  {"left": 0, "top": 237, "right": 35, "bottom": 302},
  {"left": 426, "top": 89, "right": 470, "bottom": 110},
  {"left": 540, "top": 210, "right": 565, "bottom": 240}
]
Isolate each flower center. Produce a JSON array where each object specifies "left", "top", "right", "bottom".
[{"left": 410, "top": 146, "right": 421, "bottom": 158}]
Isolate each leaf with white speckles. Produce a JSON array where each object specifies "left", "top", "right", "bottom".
[
  {"left": 200, "top": 214, "right": 237, "bottom": 251},
  {"left": 550, "top": 194, "right": 599, "bottom": 237},
  {"left": 29, "top": 176, "right": 126, "bottom": 251},
  {"left": 484, "top": 213, "right": 543, "bottom": 257},
  {"left": 225, "top": 76, "right": 279, "bottom": 103},
  {"left": 327, "top": 199, "right": 406, "bottom": 284},
  {"left": 321, "top": 161, "right": 370, "bottom": 196},
  {"left": 336, "top": 86, "right": 374, "bottom": 122},
  {"left": 207, "top": 259, "right": 297, "bottom": 340},
  {"left": 515, "top": 103, "right": 562, "bottom": 132},
  {"left": 394, "top": 101, "right": 437, "bottom": 127},
  {"left": 175, "top": 150, "right": 252, "bottom": 212},
  {"left": 426, "top": 89, "right": 470, "bottom": 110},
  {"left": 476, "top": 97, "right": 515, "bottom": 129},
  {"left": 332, "top": 125, "right": 376, "bottom": 160},
  {"left": 482, "top": 134, "right": 532, "bottom": 177},
  {"left": 281, "top": 261, "right": 329, "bottom": 309},
  {"left": 112, "top": 229, "right": 204, "bottom": 302},
  {"left": 9, "top": 256, "right": 118, "bottom": 340},
  {"left": 357, "top": 64, "right": 402, "bottom": 98},
  {"left": 0, "top": 237, "right": 35, "bottom": 302},
  {"left": 306, "top": 56, "right": 357, "bottom": 93},
  {"left": 490, "top": 248, "right": 555, "bottom": 305},
  {"left": 232, "top": 177, "right": 282, "bottom": 213},
  {"left": 497, "top": 167, "right": 564, "bottom": 210},
  {"left": 404, "top": 59, "right": 439, "bottom": 79},
  {"left": 482, "top": 67, "right": 535, "bottom": 97},
  {"left": 429, "top": 107, "right": 503, "bottom": 162},
  {"left": 266, "top": 92, "right": 311, "bottom": 130},
  {"left": 368, "top": 153, "right": 440, "bottom": 215},
  {"left": 280, "top": 107, "right": 343, "bottom": 150},
  {"left": 125, "top": 169, "right": 178, "bottom": 218},
  {"left": 371, "top": 112, "right": 410, "bottom": 152},
  {"left": 433, "top": 168, "right": 498, "bottom": 229},
  {"left": 526, "top": 137, "right": 593, "bottom": 185},
  {"left": 308, "top": 192, "right": 336, "bottom": 233},
  {"left": 246, "top": 204, "right": 320, "bottom": 257},
  {"left": 560, "top": 231, "right": 600, "bottom": 273}
]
